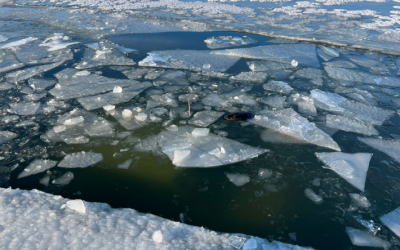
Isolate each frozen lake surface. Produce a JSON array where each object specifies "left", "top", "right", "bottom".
[{"left": 1, "top": 0, "right": 400, "bottom": 249}]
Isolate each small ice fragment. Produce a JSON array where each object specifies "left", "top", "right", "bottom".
[
  {"left": 39, "top": 175, "right": 50, "bottom": 186},
  {"left": 304, "top": 188, "right": 323, "bottom": 205},
  {"left": 0, "top": 131, "right": 17, "bottom": 145},
  {"left": 258, "top": 169, "right": 272, "bottom": 179},
  {"left": 203, "top": 64, "right": 211, "bottom": 70},
  {"left": 52, "top": 171, "right": 74, "bottom": 185},
  {"left": 53, "top": 125, "right": 66, "bottom": 133},
  {"left": 118, "top": 159, "right": 133, "bottom": 170},
  {"left": 318, "top": 46, "right": 339, "bottom": 58},
  {"left": 152, "top": 230, "right": 163, "bottom": 243},
  {"left": 243, "top": 237, "right": 257, "bottom": 250},
  {"left": 134, "top": 113, "right": 147, "bottom": 122},
  {"left": 58, "top": 152, "right": 103, "bottom": 168},
  {"left": 349, "top": 193, "right": 371, "bottom": 209},
  {"left": 173, "top": 150, "right": 191, "bottom": 164},
  {"left": 74, "top": 70, "right": 91, "bottom": 77},
  {"left": 65, "top": 199, "right": 86, "bottom": 214},
  {"left": 191, "top": 128, "right": 210, "bottom": 137},
  {"left": 103, "top": 105, "right": 115, "bottom": 111},
  {"left": 291, "top": 60, "right": 298, "bottom": 67},
  {"left": 122, "top": 109, "right": 132, "bottom": 119},
  {"left": 113, "top": 86, "right": 122, "bottom": 93},
  {"left": 64, "top": 116, "right": 84, "bottom": 126},
  {"left": 225, "top": 235, "right": 247, "bottom": 249},
  {"left": 167, "top": 125, "right": 178, "bottom": 131},
  {"left": 226, "top": 173, "right": 250, "bottom": 187}
]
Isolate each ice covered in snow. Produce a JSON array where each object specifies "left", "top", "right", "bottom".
[
  {"left": 18, "top": 159, "right": 57, "bottom": 179},
  {"left": 380, "top": 206, "right": 400, "bottom": 238},
  {"left": 325, "top": 114, "right": 379, "bottom": 136},
  {"left": 225, "top": 173, "right": 250, "bottom": 186},
  {"left": 204, "top": 36, "right": 257, "bottom": 49},
  {"left": 0, "top": 188, "right": 312, "bottom": 250},
  {"left": 52, "top": 171, "right": 74, "bottom": 185},
  {"left": 250, "top": 108, "right": 340, "bottom": 151},
  {"left": 212, "top": 44, "right": 320, "bottom": 68},
  {"left": 0, "top": 37, "right": 37, "bottom": 49},
  {"left": 304, "top": 188, "right": 323, "bottom": 205},
  {"left": 288, "top": 93, "right": 317, "bottom": 116},
  {"left": 0, "top": 131, "right": 17, "bottom": 145},
  {"left": 139, "top": 50, "right": 239, "bottom": 72},
  {"left": 346, "top": 227, "right": 389, "bottom": 249},
  {"left": 315, "top": 152, "right": 372, "bottom": 192},
  {"left": 358, "top": 137, "right": 400, "bottom": 164},
  {"left": 263, "top": 81, "right": 293, "bottom": 95},
  {"left": 58, "top": 151, "right": 103, "bottom": 168},
  {"left": 188, "top": 110, "right": 225, "bottom": 127},
  {"left": 136, "top": 126, "right": 267, "bottom": 167}
]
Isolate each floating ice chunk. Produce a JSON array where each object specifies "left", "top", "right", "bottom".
[
  {"left": 6, "top": 60, "right": 66, "bottom": 83},
  {"left": 39, "top": 175, "right": 50, "bottom": 186},
  {"left": 243, "top": 237, "right": 257, "bottom": 250},
  {"left": 78, "top": 82, "right": 152, "bottom": 110},
  {"left": 28, "top": 79, "right": 56, "bottom": 91},
  {"left": 258, "top": 169, "right": 273, "bottom": 179},
  {"left": 212, "top": 44, "right": 319, "bottom": 68},
  {"left": 135, "top": 113, "right": 147, "bottom": 122},
  {"left": 250, "top": 108, "right": 340, "bottom": 151},
  {"left": 226, "top": 173, "right": 250, "bottom": 187},
  {"left": 318, "top": 45, "right": 339, "bottom": 58},
  {"left": 188, "top": 111, "right": 224, "bottom": 127},
  {"left": 65, "top": 199, "right": 86, "bottom": 214},
  {"left": 349, "top": 193, "right": 370, "bottom": 209},
  {"left": 139, "top": 50, "right": 239, "bottom": 72},
  {"left": 289, "top": 94, "right": 317, "bottom": 116},
  {"left": 225, "top": 235, "right": 247, "bottom": 249},
  {"left": 311, "top": 89, "right": 346, "bottom": 112},
  {"left": 229, "top": 72, "right": 268, "bottom": 84},
  {"left": 324, "top": 67, "right": 376, "bottom": 84},
  {"left": 373, "top": 77, "right": 400, "bottom": 87},
  {"left": 202, "top": 93, "right": 228, "bottom": 107},
  {"left": 380, "top": 206, "right": 400, "bottom": 238},
  {"left": 247, "top": 60, "right": 292, "bottom": 72},
  {"left": 315, "top": 152, "right": 372, "bottom": 191},
  {"left": 204, "top": 36, "right": 257, "bottom": 49},
  {"left": 152, "top": 230, "right": 163, "bottom": 243},
  {"left": 2, "top": 115, "right": 19, "bottom": 124},
  {"left": 0, "top": 37, "right": 37, "bottom": 49},
  {"left": 326, "top": 115, "right": 379, "bottom": 136},
  {"left": 291, "top": 59, "right": 298, "bottom": 67},
  {"left": 18, "top": 159, "right": 57, "bottom": 179},
  {"left": 118, "top": 159, "right": 132, "bottom": 170},
  {"left": 151, "top": 93, "right": 179, "bottom": 107},
  {"left": 76, "top": 47, "right": 136, "bottom": 69},
  {"left": 103, "top": 105, "right": 115, "bottom": 111},
  {"left": 261, "top": 96, "right": 286, "bottom": 109},
  {"left": 63, "top": 136, "right": 90, "bottom": 144},
  {"left": 263, "top": 81, "right": 293, "bottom": 95},
  {"left": 346, "top": 227, "right": 389, "bottom": 249},
  {"left": 140, "top": 126, "right": 267, "bottom": 167},
  {"left": 122, "top": 109, "right": 132, "bottom": 119},
  {"left": 47, "top": 42, "right": 80, "bottom": 52},
  {"left": 192, "top": 128, "right": 210, "bottom": 137},
  {"left": 0, "top": 82, "right": 15, "bottom": 91},
  {"left": 229, "top": 94, "right": 257, "bottom": 106},
  {"left": 74, "top": 70, "right": 91, "bottom": 77},
  {"left": 304, "top": 188, "right": 323, "bottom": 205},
  {"left": 113, "top": 86, "right": 123, "bottom": 93},
  {"left": 64, "top": 116, "right": 84, "bottom": 126},
  {"left": 9, "top": 102, "right": 40, "bottom": 116},
  {"left": 58, "top": 151, "right": 103, "bottom": 168},
  {"left": 358, "top": 138, "right": 400, "bottom": 164},
  {"left": 52, "top": 171, "right": 74, "bottom": 185},
  {"left": 322, "top": 60, "right": 357, "bottom": 69},
  {"left": 0, "top": 50, "right": 24, "bottom": 74}
]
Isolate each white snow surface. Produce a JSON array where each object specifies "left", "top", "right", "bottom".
[{"left": 0, "top": 188, "right": 313, "bottom": 250}]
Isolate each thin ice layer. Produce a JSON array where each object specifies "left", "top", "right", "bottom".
[
  {"left": 77, "top": 81, "right": 152, "bottom": 110},
  {"left": 250, "top": 108, "right": 340, "bottom": 151},
  {"left": 212, "top": 44, "right": 320, "bottom": 68},
  {"left": 0, "top": 188, "right": 311, "bottom": 250},
  {"left": 50, "top": 69, "right": 138, "bottom": 100},
  {"left": 315, "top": 152, "right": 372, "bottom": 192},
  {"left": 18, "top": 159, "right": 57, "bottom": 178},
  {"left": 58, "top": 151, "right": 103, "bottom": 168},
  {"left": 138, "top": 126, "right": 267, "bottom": 168},
  {"left": 358, "top": 137, "right": 400, "bottom": 164},
  {"left": 325, "top": 115, "right": 379, "bottom": 136},
  {"left": 139, "top": 50, "right": 239, "bottom": 72}
]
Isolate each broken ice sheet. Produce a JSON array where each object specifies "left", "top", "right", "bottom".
[
  {"left": 0, "top": 50, "right": 24, "bottom": 74},
  {"left": 28, "top": 78, "right": 56, "bottom": 92},
  {"left": 77, "top": 81, "right": 152, "bottom": 110},
  {"left": 188, "top": 110, "right": 225, "bottom": 127},
  {"left": 204, "top": 36, "right": 257, "bottom": 49},
  {"left": 39, "top": 33, "right": 79, "bottom": 52},
  {"left": 18, "top": 159, "right": 57, "bottom": 179},
  {"left": 263, "top": 80, "right": 293, "bottom": 95},
  {"left": 247, "top": 60, "right": 293, "bottom": 72},
  {"left": 380, "top": 206, "right": 400, "bottom": 238},
  {"left": 324, "top": 66, "right": 376, "bottom": 84},
  {"left": 8, "top": 102, "right": 40, "bottom": 116},
  {"left": 75, "top": 47, "right": 135, "bottom": 70},
  {"left": 138, "top": 50, "right": 239, "bottom": 72},
  {"left": 224, "top": 235, "right": 247, "bottom": 249},
  {"left": 346, "top": 227, "right": 390, "bottom": 249},
  {"left": 107, "top": 106, "right": 149, "bottom": 130},
  {"left": 0, "top": 37, "right": 37, "bottom": 49},
  {"left": 212, "top": 44, "right": 320, "bottom": 68},
  {"left": 358, "top": 137, "right": 400, "bottom": 164},
  {"left": 250, "top": 108, "right": 340, "bottom": 151},
  {"left": 229, "top": 72, "right": 267, "bottom": 84},
  {"left": 58, "top": 151, "right": 103, "bottom": 168},
  {"left": 325, "top": 114, "right": 379, "bottom": 136},
  {"left": 315, "top": 152, "right": 372, "bottom": 192},
  {"left": 136, "top": 126, "right": 267, "bottom": 167},
  {"left": 0, "top": 131, "right": 17, "bottom": 145},
  {"left": 6, "top": 60, "right": 66, "bottom": 83},
  {"left": 52, "top": 171, "right": 74, "bottom": 185}
]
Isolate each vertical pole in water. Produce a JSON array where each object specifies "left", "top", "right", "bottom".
[{"left": 188, "top": 99, "right": 191, "bottom": 116}]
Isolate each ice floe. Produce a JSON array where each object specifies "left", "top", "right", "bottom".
[
  {"left": 18, "top": 159, "right": 57, "bottom": 178},
  {"left": 315, "top": 152, "right": 372, "bottom": 192},
  {"left": 358, "top": 137, "right": 400, "bottom": 164},
  {"left": 52, "top": 171, "right": 74, "bottom": 185},
  {"left": 346, "top": 227, "right": 389, "bottom": 249},
  {"left": 325, "top": 114, "right": 379, "bottom": 136},
  {"left": 380, "top": 206, "right": 400, "bottom": 238},
  {"left": 58, "top": 151, "right": 103, "bottom": 168}
]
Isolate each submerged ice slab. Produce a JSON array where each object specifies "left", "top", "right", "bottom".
[
  {"left": 58, "top": 151, "right": 103, "bottom": 168},
  {"left": 212, "top": 44, "right": 320, "bottom": 68},
  {"left": 358, "top": 138, "right": 400, "bottom": 164},
  {"left": 250, "top": 108, "right": 340, "bottom": 151},
  {"left": 18, "top": 159, "right": 57, "bottom": 179},
  {"left": 0, "top": 188, "right": 312, "bottom": 250},
  {"left": 346, "top": 227, "right": 389, "bottom": 249},
  {"left": 315, "top": 152, "right": 372, "bottom": 192},
  {"left": 325, "top": 115, "right": 379, "bottom": 136},
  {"left": 139, "top": 50, "right": 239, "bottom": 72},
  {"left": 204, "top": 36, "right": 256, "bottom": 49},
  {"left": 226, "top": 173, "right": 250, "bottom": 187},
  {"left": 137, "top": 126, "right": 267, "bottom": 167}
]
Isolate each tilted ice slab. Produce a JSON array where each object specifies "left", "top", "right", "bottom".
[
  {"left": 212, "top": 44, "right": 320, "bottom": 68},
  {"left": 0, "top": 37, "right": 37, "bottom": 49},
  {"left": 346, "top": 227, "right": 390, "bottom": 249},
  {"left": 0, "top": 50, "right": 24, "bottom": 74},
  {"left": 263, "top": 81, "right": 293, "bottom": 95},
  {"left": 358, "top": 137, "right": 400, "bottom": 164},
  {"left": 6, "top": 60, "right": 66, "bottom": 83},
  {"left": 15, "top": 42, "right": 74, "bottom": 65},
  {"left": 0, "top": 188, "right": 312, "bottom": 250},
  {"left": 315, "top": 152, "right": 372, "bottom": 192},
  {"left": 77, "top": 81, "right": 152, "bottom": 110},
  {"left": 139, "top": 126, "right": 267, "bottom": 167},
  {"left": 380, "top": 206, "right": 400, "bottom": 238},
  {"left": 50, "top": 69, "right": 138, "bottom": 100},
  {"left": 139, "top": 50, "right": 239, "bottom": 72},
  {"left": 76, "top": 47, "right": 136, "bottom": 69},
  {"left": 250, "top": 108, "right": 340, "bottom": 151},
  {"left": 18, "top": 159, "right": 57, "bottom": 179},
  {"left": 0, "top": 131, "right": 17, "bottom": 145},
  {"left": 325, "top": 115, "right": 379, "bottom": 136},
  {"left": 247, "top": 60, "right": 293, "bottom": 72},
  {"left": 107, "top": 106, "right": 149, "bottom": 130},
  {"left": 311, "top": 90, "right": 394, "bottom": 125},
  {"left": 324, "top": 67, "right": 377, "bottom": 84},
  {"left": 188, "top": 110, "right": 225, "bottom": 127},
  {"left": 58, "top": 151, "right": 103, "bottom": 168},
  {"left": 204, "top": 36, "right": 257, "bottom": 49},
  {"left": 52, "top": 172, "right": 74, "bottom": 185}
]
